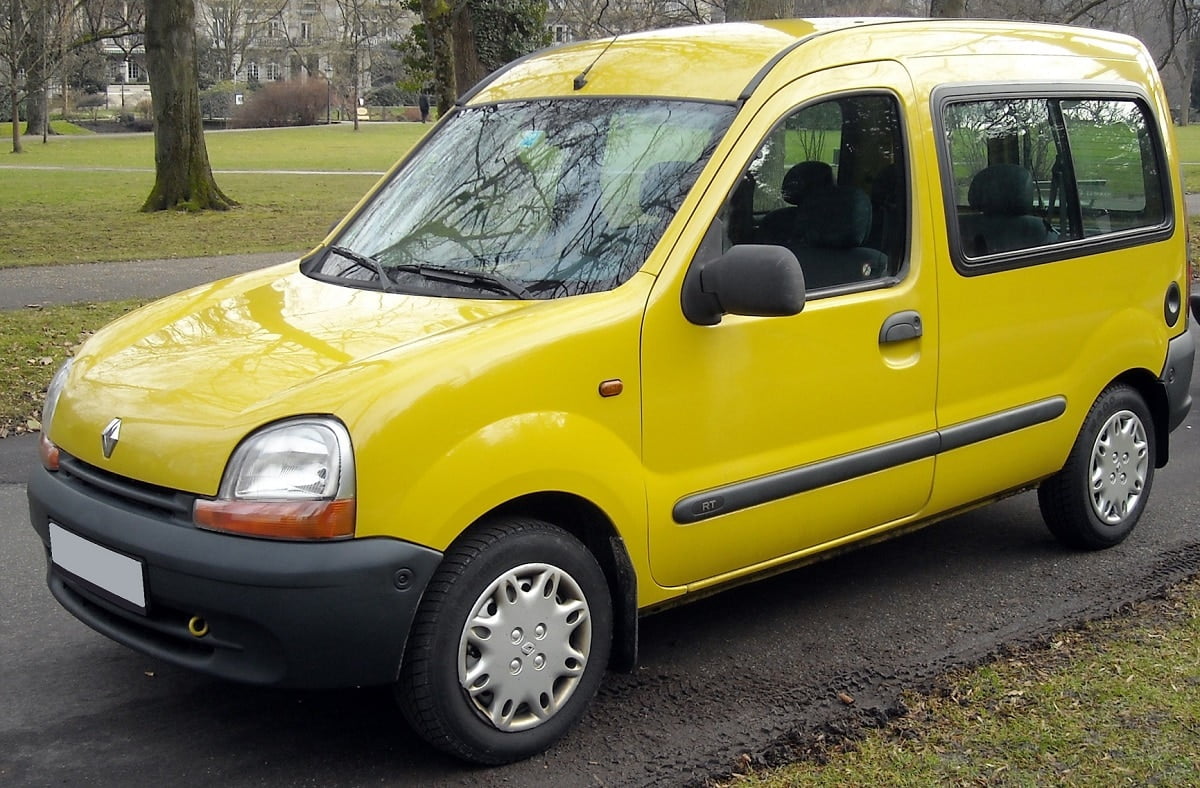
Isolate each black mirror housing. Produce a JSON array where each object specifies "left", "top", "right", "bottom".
[{"left": 683, "top": 244, "right": 806, "bottom": 325}]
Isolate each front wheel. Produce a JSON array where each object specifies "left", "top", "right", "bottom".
[
  {"left": 1038, "top": 384, "right": 1155, "bottom": 550},
  {"left": 396, "top": 517, "right": 612, "bottom": 764}
]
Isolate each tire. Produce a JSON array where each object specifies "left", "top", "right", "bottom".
[
  {"left": 1038, "top": 384, "right": 1155, "bottom": 550},
  {"left": 396, "top": 517, "right": 612, "bottom": 765}
]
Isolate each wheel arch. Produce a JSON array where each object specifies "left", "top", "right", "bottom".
[
  {"left": 484, "top": 492, "right": 639, "bottom": 673},
  {"left": 1113, "top": 367, "right": 1169, "bottom": 468}
]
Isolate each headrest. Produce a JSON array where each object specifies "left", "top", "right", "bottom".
[
  {"left": 640, "top": 160, "right": 694, "bottom": 217},
  {"left": 967, "top": 164, "right": 1035, "bottom": 216},
  {"left": 808, "top": 186, "right": 873, "bottom": 249},
  {"left": 781, "top": 160, "right": 834, "bottom": 205}
]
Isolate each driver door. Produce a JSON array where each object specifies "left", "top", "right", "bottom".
[{"left": 641, "top": 62, "right": 939, "bottom": 588}]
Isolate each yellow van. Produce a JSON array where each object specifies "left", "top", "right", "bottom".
[{"left": 29, "top": 18, "right": 1196, "bottom": 763}]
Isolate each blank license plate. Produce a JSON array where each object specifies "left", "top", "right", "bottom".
[{"left": 49, "top": 523, "right": 147, "bottom": 614}]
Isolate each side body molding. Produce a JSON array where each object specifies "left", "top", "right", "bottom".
[{"left": 672, "top": 397, "right": 1067, "bottom": 524}]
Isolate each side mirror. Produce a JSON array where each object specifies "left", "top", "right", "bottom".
[{"left": 682, "top": 244, "right": 806, "bottom": 325}]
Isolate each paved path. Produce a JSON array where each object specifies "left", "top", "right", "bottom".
[{"left": 0, "top": 251, "right": 301, "bottom": 310}]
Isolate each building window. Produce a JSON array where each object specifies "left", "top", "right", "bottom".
[
  {"left": 300, "top": 20, "right": 312, "bottom": 41},
  {"left": 267, "top": 18, "right": 281, "bottom": 38},
  {"left": 127, "top": 60, "right": 143, "bottom": 82},
  {"left": 246, "top": 62, "right": 259, "bottom": 82},
  {"left": 550, "top": 24, "right": 570, "bottom": 43},
  {"left": 266, "top": 62, "right": 281, "bottom": 81}
]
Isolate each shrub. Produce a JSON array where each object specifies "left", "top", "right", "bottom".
[
  {"left": 120, "top": 111, "right": 152, "bottom": 132},
  {"left": 366, "top": 84, "right": 404, "bottom": 107},
  {"left": 200, "top": 81, "right": 241, "bottom": 120},
  {"left": 75, "top": 93, "right": 107, "bottom": 110},
  {"left": 231, "top": 79, "right": 328, "bottom": 128}
]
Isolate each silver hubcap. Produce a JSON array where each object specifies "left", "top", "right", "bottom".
[
  {"left": 458, "top": 562, "right": 591, "bottom": 732},
  {"left": 1089, "top": 409, "right": 1148, "bottom": 525}
]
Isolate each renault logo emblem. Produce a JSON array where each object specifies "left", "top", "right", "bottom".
[{"left": 101, "top": 418, "right": 122, "bottom": 459}]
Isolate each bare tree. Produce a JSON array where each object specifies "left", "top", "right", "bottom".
[
  {"left": 2, "top": 0, "right": 26, "bottom": 152},
  {"left": 3, "top": 0, "right": 72, "bottom": 149},
  {"left": 329, "top": 0, "right": 406, "bottom": 129},
  {"left": 141, "top": 0, "right": 236, "bottom": 211},
  {"left": 548, "top": 0, "right": 719, "bottom": 36},
  {"left": 198, "top": 0, "right": 284, "bottom": 82},
  {"left": 724, "top": 0, "right": 792, "bottom": 19},
  {"left": 105, "top": 0, "right": 145, "bottom": 114}
]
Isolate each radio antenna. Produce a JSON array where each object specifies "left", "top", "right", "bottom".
[{"left": 573, "top": 33, "right": 621, "bottom": 91}]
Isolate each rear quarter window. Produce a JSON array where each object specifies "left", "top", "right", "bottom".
[{"left": 934, "top": 87, "right": 1170, "bottom": 272}]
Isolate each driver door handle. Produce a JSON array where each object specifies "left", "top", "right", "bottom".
[{"left": 879, "top": 310, "right": 923, "bottom": 344}]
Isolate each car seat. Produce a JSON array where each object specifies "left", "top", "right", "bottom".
[
  {"left": 959, "top": 164, "right": 1057, "bottom": 256},
  {"left": 799, "top": 185, "right": 888, "bottom": 289},
  {"left": 757, "top": 161, "right": 834, "bottom": 247}
]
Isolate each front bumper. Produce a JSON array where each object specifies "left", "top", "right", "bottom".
[{"left": 27, "top": 461, "right": 442, "bottom": 689}]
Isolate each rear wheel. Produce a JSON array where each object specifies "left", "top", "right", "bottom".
[
  {"left": 397, "top": 517, "right": 612, "bottom": 764},
  {"left": 1038, "top": 384, "right": 1155, "bottom": 550}
]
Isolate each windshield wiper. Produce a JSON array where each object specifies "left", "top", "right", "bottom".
[
  {"left": 393, "top": 263, "right": 533, "bottom": 300},
  {"left": 329, "top": 246, "right": 395, "bottom": 292}
]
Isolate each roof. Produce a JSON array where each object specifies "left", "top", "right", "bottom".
[{"left": 463, "top": 18, "right": 1148, "bottom": 105}]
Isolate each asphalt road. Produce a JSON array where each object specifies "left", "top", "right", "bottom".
[
  {"left": 1, "top": 265, "right": 1198, "bottom": 785},
  {"left": 0, "top": 252, "right": 298, "bottom": 310}
]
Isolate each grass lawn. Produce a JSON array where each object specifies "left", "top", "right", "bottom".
[
  {"left": 2, "top": 121, "right": 1198, "bottom": 267},
  {"left": 1174, "top": 123, "right": 1200, "bottom": 191},
  {"left": 0, "top": 123, "right": 428, "bottom": 267},
  {"left": 0, "top": 299, "right": 145, "bottom": 436}
]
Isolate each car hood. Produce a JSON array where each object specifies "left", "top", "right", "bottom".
[{"left": 50, "top": 263, "right": 528, "bottom": 494}]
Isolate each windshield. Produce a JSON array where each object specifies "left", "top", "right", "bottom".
[{"left": 308, "top": 98, "right": 735, "bottom": 299}]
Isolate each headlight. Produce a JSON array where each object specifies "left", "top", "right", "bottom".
[
  {"left": 194, "top": 418, "right": 356, "bottom": 540},
  {"left": 39, "top": 358, "right": 74, "bottom": 471}
]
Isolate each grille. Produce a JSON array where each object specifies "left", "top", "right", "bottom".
[{"left": 59, "top": 453, "right": 197, "bottom": 523}]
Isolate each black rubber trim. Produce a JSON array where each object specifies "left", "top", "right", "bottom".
[
  {"left": 1162, "top": 329, "right": 1195, "bottom": 433},
  {"left": 672, "top": 397, "right": 1067, "bottom": 524},
  {"left": 938, "top": 397, "right": 1067, "bottom": 452}
]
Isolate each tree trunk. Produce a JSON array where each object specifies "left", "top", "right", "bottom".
[
  {"left": 6, "top": 0, "right": 23, "bottom": 153},
  {"left": 8, "top": 83, "right": 20, "bottom": 154},
  {"left": 20, "top": 0, "right": 53, "bottom": 138},
  {"left": 420, "top": 0, "right": 457, "bottom": 116},
  {"left": 141, "top": 0, "right": 235, "bottom": 212},
  {"left": 929, "top": 0, "right": 966, "bottom": 17},
  {"left": 1179, "top": 35, "right": 1197, "bottom": 126},
  {"left": 724, "top": 0, "right": 794, "bottom": 21},
  {"left": 451, "top": 3, "right": 483, "bottom": 97},
  {"left": 23, "top": 88, "right": 52, "bottom": 137}
]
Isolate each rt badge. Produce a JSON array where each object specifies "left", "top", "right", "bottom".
[{"left": 101, "top": 417, "right": 122, "bottom": 459}]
